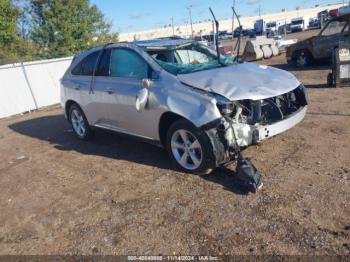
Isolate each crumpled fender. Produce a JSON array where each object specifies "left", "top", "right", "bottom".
[{"left": 161, "top": 82, "right": 222, "bottom": 128}]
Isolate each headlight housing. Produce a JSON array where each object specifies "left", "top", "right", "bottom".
[{"left": 215, "top": 95, "right": 236, "bottom": 117}]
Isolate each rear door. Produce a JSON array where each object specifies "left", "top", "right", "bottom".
[
  {"left": 88, "top": 48, "right": 119, "bottom": 128},
  {"left": 62, "top": 51, "right": 105, "bottom": 124}
]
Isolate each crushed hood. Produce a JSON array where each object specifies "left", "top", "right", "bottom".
[{"left": 177, "top": 62, "right": 300, "bottom": 101}]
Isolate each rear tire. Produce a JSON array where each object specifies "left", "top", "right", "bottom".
[
  {"left": 327, "top": 73, "right": 335, "bottom": 88},
  {"left": 166, "top": 119, "right": 216, "bottom": 175},
  {"left": 294, "top": 50, "right": 312, "bottom": 67},
  {"left": 69, "top": 104, "right": 93, "bottom": 141}
]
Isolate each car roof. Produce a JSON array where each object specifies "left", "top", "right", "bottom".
[
  {"left": 75, "top": 38, "right": 194, "bottom": 60},
  {"left": 133, "top": 38, "right": 193, "bottom": 49},
  {"left": 291, "top": 17, "right": 304, "bottom": 21}
]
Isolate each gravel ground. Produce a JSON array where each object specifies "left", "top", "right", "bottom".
[{"left": 0, "top": 30, "right": 349, "bottom": 256}]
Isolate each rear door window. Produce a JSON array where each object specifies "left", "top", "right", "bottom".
[
  {"left": 110, "top": 49, "right": 149, "bottom": 79},
  {"left": 95, "top": 49, "right": 111, "bottom": 76},
  {"left": 72, "top": 51, "right": 100, "bottom": 76}
]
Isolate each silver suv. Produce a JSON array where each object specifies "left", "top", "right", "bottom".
[{"left": 61, "top": 39, "right": 308, "bottom": 175}]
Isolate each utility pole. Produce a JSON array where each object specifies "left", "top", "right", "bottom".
[
  {"left": 259, "top": 5, "right": 261, "bottom": 18},
  {"left": 284, "top": 19, "right": 287, "bottom": 39},
  {"left": 232, "top": 0, "right": 236, "bottom": 40},
  {"left": 212, "top": 20, "right": 216, "bottom": 45},
  {"left": 171, "top": 17, "right": 175, "bottom": 36},
  {"left": 188, "top": 5, "right": 194, "bottom": 39},
  {"left": 185, "top": 21, "right": 189, "bottom": 37}
]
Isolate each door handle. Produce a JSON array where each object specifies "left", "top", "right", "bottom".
[
  {"left": 106, "top": 88, "right": 115, "bottom": 94},
  {"left": 73, "top": 84, "right": 81, "bottom": 90}
]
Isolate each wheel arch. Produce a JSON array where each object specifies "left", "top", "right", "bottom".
[
  {"left": 65, "top": 100, "right": 83, "bottom": 123},
  {"left": 158, "top": 112, "right": 189, "bottom": 147}
]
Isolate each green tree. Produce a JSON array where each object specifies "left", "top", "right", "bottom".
[
  {"left": 0, "top": 0, "right": 38, "bottom": 65},
  {"left": 30, "top": 0, "right": 119, "bottom": 58},
  {"left": 0, "top": 0, "right": 19, "bottom": 45},
  {"left": 0, "top": 0, "right": 20, "bottom": 64}
]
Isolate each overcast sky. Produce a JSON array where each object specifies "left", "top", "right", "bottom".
[{"left": 91, "top": 0, "right": 342, "bottom": 33}]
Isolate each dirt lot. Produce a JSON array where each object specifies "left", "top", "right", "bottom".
[{"left": 0, "top": 31, "right": 350, "bottom": 256}]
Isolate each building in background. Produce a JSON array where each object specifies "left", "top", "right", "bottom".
[{"left": 119, "top": 3, "right": 343, "bottom": 41}]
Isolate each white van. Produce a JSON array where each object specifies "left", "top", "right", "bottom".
[{"left": 290, "top": 17, "right": 305, "bottom": 32}]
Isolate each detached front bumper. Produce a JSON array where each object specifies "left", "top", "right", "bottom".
[
  {"left": 204, "top": 106, "right": 307, "bottom": 166},
  {"left": 254, "top": 106, "right": 307, "bottom": 143},
  {"left": 231, "top": 106, "right": 308, "bottom": 147}
]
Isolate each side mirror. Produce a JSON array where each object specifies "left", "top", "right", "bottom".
[
  {"left": 136, "top": 87, "right": 149, "bottom": 112},
  {"left": 136, "top": 78, "right": 153, "bottom": 112},
  {"left": 141, "top": 78, "right": 153, "bottom": 89}
]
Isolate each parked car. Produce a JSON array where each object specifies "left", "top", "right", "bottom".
[
  {"left": 318, "top": 10, "right": 329, "bottom": 20},
  {"left": 241, "top": 29, "right": 253, "bottom": 36},
  {"left": 287, "top": 14, "right": 350, "bottom": 67},
  {"left": 339, "top": 5, "right": 350, "bottom": 16},
  {"left": 61, "top": 38, "right": 308, "bottom": 175},
  {"left": 308, "top": 18, "right": 321, "bottom": 29},
  {"left": 266, "top": 21, "right": 277, "bottom": 34},
  {"left": 233, "top": 26, "right": 243, "bottom": 37},
  {"left": 202, "top": 34, "right": 215, "bottom": 42},
  {"left": 329, "top": 8, "right": 340, "bottom": 18},
  {"left": 218, "top": 31, "right": 232, "bottom": 40},
  {"left": 248, "top": 29, "right": 257, "bottom": 38},
  {"left": 278, "top": 23, "right": 291, "bottom": 35},
  {"left": 290, "top": 17, "right": 305, "bottom": 32}
]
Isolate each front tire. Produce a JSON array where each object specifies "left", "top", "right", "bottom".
[
  {"left": 166, "top": 119, "right": 216, "bottom": 175},
  {"left": 69, "top": 104, "right": 92, "bottom": 140}
]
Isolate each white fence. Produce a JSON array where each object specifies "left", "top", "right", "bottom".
[{"left": 0, "top": 57, "right": 73, "bottom": 119}]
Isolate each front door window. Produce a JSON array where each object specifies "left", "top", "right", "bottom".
[{"left": 110, "top": 49, "right": 149, "bottom": 79}]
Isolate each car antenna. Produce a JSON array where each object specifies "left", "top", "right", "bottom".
[
  {"left": 232, "top": 6, "right": 242, "bottom": 62},
  {"left": 209, "top": 8, "right": 223, "bottom": 65}
]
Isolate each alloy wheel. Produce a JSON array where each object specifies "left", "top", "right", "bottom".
[
  {"left": 71, "top": 109, "right": 86, "bottom": 137},
  {"left": 171, "top": 129, "right": 203, "bottom": 170},
  {"left": 296, "top": 52, "right": 308, "bottom": 67}
]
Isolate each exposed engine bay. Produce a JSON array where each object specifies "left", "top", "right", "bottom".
[
  {"left": 204, "top": 85, "right": 308, "bottom": 167},
  {"left": 229, "top": 85, "right": 308, "bottom": 126}
]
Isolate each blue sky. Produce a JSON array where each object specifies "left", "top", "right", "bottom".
[{"left": 91, "top": 0, "right": 342, "bottom": 33}]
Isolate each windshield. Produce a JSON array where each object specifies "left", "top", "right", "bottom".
[
  {"left": 292, "top": 20, "right": 303, "bottom": 25},
  {"left": 146, "top": 42, "right": 235, "bottom": 75},
  {"left": 321, "top": 20, "right": 348, "bottom": 36}
]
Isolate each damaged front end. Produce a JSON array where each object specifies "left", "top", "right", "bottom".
[{"left": 203, "top": 85, "right": 308, "bottom": 166}]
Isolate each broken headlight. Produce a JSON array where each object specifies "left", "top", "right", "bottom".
[{"left": 215, "top": 95, "right": 236, "bottom": 117}]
